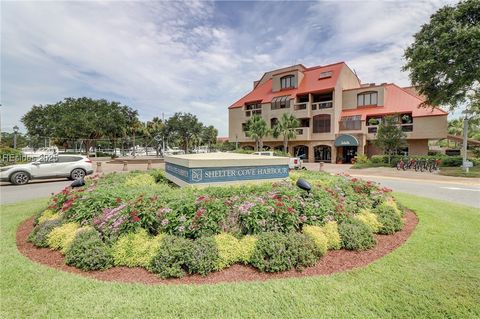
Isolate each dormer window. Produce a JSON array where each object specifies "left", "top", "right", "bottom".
[
  {"left": 357, "top": 91, "right": 378, "bottom": 106},
  {"left": 319, "top": 71, "right": 332, "bottom": 79},
  {"left": 280, "top": 75, "right": 295, "bottom": 89}
]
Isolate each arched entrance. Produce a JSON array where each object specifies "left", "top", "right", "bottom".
[
  {"left": 293, "top": 145, "right": 309, "bottom": 161},
  {"left": 274, "top": 145, "right": 284, "bottom": 152},
  {"left": 262, "top": 145, "right": 271, "bottom": 151},
  {"left": 314, "top": 145, "right": 331, "bottom": 162}
]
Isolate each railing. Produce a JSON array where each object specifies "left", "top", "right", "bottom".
[
  {"left": 312, "top": 101, "right": 333, "bottom": 110},
  {"left": 339, "top": 120, "right": 362, "bottom": 131},
  {"left": 294, "top": 102, "right": 308, "bottom": 111},
  {"left": 295, "top": 128, "right": 304, "bottom": 134},
  {"left": 367, "top": 124, "right": 413, "bottom": 134}
]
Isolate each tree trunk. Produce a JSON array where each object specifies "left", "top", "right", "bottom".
[
  {"left": 132, "top": 132, "right": 136, "bottom": 157},
  {"left": 283, "top": 137, "right": 288, "bottom": 155}
]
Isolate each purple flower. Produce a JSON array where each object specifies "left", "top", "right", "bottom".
[
  {"left": 178, "top": 225, "right": 185, "bottom": 232},
  {"left": 161, "top": 219, "right": 169, "bottom": 226},
  {"left": 179, "top": 215, "right": 187, "bottom": 222},
  {"left": 300, "top": 215, "right": 308, "bottom": 222}
]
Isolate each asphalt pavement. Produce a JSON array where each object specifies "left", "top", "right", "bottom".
[{"left": 1, "top": 168, "right": 479, "bottom": 208}]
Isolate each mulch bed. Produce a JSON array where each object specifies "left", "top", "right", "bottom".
[{"left": 16, "top": 211, "right": 418, "bottom": 285}]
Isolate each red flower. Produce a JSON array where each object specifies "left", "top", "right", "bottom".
[
  {"left": 53, "top": 197, "right": 58, "bottom": 203},
  {"left": 287, "top": 207, "right": 294, "bottom": 213},
  {"left": 351, "top": 178, "right": 358, "bottom": 182},
  {"left": 130, "top": 210, "right": 138, "bottom": 217},
  {"left": 194, "top": 208, "right": 205, "bottom": 219},
  {"left": 132, "top": 216, "right": 141, "bottom": 222},
  {"left": 115, "top": 197, "right": 122, "bottom": 203},
  {"left": 275, "top": 202, "right": 284, "bottom": 207}
]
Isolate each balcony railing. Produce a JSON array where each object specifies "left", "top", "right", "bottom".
[
  {"left": 312, "top": 101, "right": 333, "bottom": 110},
  {"left": 367, "top": 124, "right": 413, "bottom": 134},
  {"left": 294, "top": 102, "right": 308, "bottom": 111},
  {"left": 339, "top": 120, "right": 362, "bottom": 131}
]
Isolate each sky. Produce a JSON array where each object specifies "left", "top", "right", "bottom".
[{"left": 1, "top": 0, "right": 458, "bottom": 136}]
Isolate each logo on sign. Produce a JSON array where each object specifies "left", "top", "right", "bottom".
[{"left": 191, "top": 169, "right": 203, "bottom": 182}]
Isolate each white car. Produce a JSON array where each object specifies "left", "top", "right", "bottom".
[{"left": 0, "top": 155, "right": 94, "bottom": 185}]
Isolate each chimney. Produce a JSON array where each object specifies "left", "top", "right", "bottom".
[{"left": 253, "top": 80, "right": 259, "bottom": 89}]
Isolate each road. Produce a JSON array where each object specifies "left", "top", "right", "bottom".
[
  {"left": 1, "top": 174, "right": 479, "bottom": 208},
  {"left": 351, "top": 175, "right": 479, "bottom": 208},
  {"left": 1, "top": 179, "right": 71, "bottom": 205}
]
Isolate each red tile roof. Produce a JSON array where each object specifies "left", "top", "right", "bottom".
[
  {"left": 229, "top": 62, "right": 346, "bottom": 109},
  {"left": 341, "top": 84, "right": 447, "bottom": 119}
]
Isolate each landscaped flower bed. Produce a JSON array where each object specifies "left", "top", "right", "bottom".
[{"left": 28, "top": 170, "right": 405, "bottom": 279}]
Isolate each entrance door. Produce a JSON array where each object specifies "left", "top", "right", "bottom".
[{"left": 343, "top": 146, "right": 357, "bottom": 164}]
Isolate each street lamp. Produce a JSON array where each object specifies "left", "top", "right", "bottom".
[{"left": 13, "top": 125, "right": 19, "bottom": 149}]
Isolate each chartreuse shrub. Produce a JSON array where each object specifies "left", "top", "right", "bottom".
[
  {"left": 355, "top": 209, "right": 382, "bottom": 233},
  {"left": 237, "top": 235, "right": 258, "bottom": 263},
  {"left": 214, "top": 233, "right": 241, "bottom": 270},
  {"left": 149, "top": 235, "right": 193, "bottom": 279},
  {"left": 186, "top": 237, "right": 219, "bottom": 276},
  {"left": 321, "top": 221, "right": 342, "bottom": 250},
  {"left": 47, "top": 222, "right": 80, "bottom": 252},
  {"left": 302, "top": 225, "right": 328, "bottom": 256},
  {"left": 124, "top": 174, "right": 156, "bottom": 188},
  {"left": 338, "top": 219, "right": 376, "bottom": 251},
  {"left": 65, "top": 228, "right": 113, "bottom": 271},
  {"left": 250, "top": 232, "right": 318, "bottom": 272},
  {"left": 36, "top": 209, "right": 60, "bottom": 225},
  {"left": 28, "top": 219, "right": 64, "bottom": 248},
  {"left": 384, "top": 198, "right": 403, "bottom": 216},
  {"left": 111, "top": 229, "right": 164, "bottom": 267},
  {"left": 373, "top": 205, "right": 404, "bottom": 235}
]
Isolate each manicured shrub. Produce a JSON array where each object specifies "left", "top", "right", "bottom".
[
  {"left": 149, "top": 235, "right": 193, "bottom": 278},
  {"left": 111, "top": 229, "right": 164, "bottom": 267},
  {"left": 149, "top": 169, "right": 169, "bottom": 183},
  {"left": 321, "top": 221, "right": 342, "bottom": 250},
  {"left": 355, "top": 209, "right": 382, "bottom": 233},
  {"left": 37, "top": 210, "right": 60, "bottom": 225},
  {"left": 373, "top": 205, "right": 404, "bottom": 235},
  {"left": 124, "top": 174, "right": 156, "bottom": 188},
  {"left": 237, "top": 235, "right": 258, "bottom": 263},
  {"left": 250, "top": 232, "right": 318, "bottom": 272},
  {"left": 302, "top": 225, "right": 328, "bottom": 256},
  {"left": 214, "top": 233, "right": 241, "bottom": 270},
  {"left": 28, "top": 219, "right": 63, "bottom": 248},
  {"left": 338, "top": 219, "right": 376, "bottom": 251},
  {"left": 47, "top": 222, "right": 80, "bottom": 252},
  {"left": 65, "top": 228, "right": 113, "bottom": 271},
  {"left": 383, "top": 198, "right": 403, "bottom": 216},
  {"left": 186, "top": 237, "right": 219, "bottom": 276}
]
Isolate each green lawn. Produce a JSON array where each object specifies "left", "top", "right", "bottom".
[
  {"left": 350, "top": 162, "right": 390, "bottom": 169},
  {"left": 439, "top": 166, "right": 480, "bottom": 178},
  {"left": 1, "top": 194, "right": 479, "bottom": 318}
]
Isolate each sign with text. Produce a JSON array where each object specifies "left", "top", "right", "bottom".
[{"left": 165, "top": 162, "right": 289, "bottom": 184}]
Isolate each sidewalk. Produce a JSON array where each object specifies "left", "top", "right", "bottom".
[{"left": 304, "top": 163, "right": 480, "bottom": 186}]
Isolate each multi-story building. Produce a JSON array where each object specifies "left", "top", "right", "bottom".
[{"left": 228, "top": 62, "right": 447, "bottom": 163}]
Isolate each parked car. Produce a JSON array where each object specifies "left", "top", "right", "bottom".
[
  {"left": 0, "top": 155, "right": 94, "bottom": 185},
  {"left": 252, "top": 151, "right": 304, "bottom": 170}
]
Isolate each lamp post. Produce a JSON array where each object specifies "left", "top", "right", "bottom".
[{"left": 13, "top": 125, "right": 19, "bottom": 149}]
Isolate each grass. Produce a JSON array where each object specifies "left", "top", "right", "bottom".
[
  {"left": 439, "top": 166, "right": 480, "bottom": 178},
  {"left": 1, "top": 194, "right": 479, "bottom": 318}
]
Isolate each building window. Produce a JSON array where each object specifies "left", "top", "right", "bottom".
[
  {"left": 357, "top": 92, "right": 378, "bottom": 106},
  {"left": 271, "top": 96, "right": 290, "bottom": 110},
  {"left": 270, "top": 118, "right": 278, "bottom": 128},
  {"left": 242, "top": 123, "right": 247, "bottom": 131},
  {"left": 245, "top": 103, "right": 261, "bottom": 116},
  {"left": 339, "top": 115, "right": 362, "bottom": 131},
  {"left": 280, "top": 75, "right": 295, "bottom": 89},
  {"left": 313, "top": 114, "right": 331, "bottom": 133}
]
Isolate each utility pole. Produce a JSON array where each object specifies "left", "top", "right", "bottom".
[
  {"left": 462, "top": 116, "right": 469, "bottom": 173},
  {"left": 162, "top": 112, "right": 165, "bottom": 156}
]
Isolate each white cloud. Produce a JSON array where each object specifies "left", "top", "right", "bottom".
[{"left": 1, "top": 0, "right": 459, "bottom": 136}]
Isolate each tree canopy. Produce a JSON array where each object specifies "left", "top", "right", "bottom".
[
  {"left": 21, "top": 97, "right": 138, "bottom": 155},
  {"left": 403, "top": 0, "right": 480, "bottom": 112},
  {"left": 165, "top": 112, "right": 203, "bottom": 153},
  {"left": 245, "top": 115, "right": 270, "bottom": 151},
  {"left": 373, "top": 115, "right": 407, "bottom": 163},
  {"left": 272, "top": 113, "right": 299, "bottom": 153}
]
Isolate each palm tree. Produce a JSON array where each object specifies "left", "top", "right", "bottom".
[
  {"left": 245, "top": 115, "right": 270, "bottom": 151},
  {"left": 147, "top": 117, "right": 164, "bottom": 156},
  {"left": 272, "top": 113, "right": 300, "bottom": 154},
  {"left": 448, "top": 119, "right": 463, "bottom": 148}
]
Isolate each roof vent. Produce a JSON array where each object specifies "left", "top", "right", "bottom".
[
  {"left": 319, "top": 71, "right": 332, "bottom": 79},
  {"left": 369, "top": 83, "right": 376, "bottom": 87}
]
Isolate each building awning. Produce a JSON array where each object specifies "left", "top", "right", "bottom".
[{"left": 335, "top": 134, "right": 359, "bottom": 147}]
